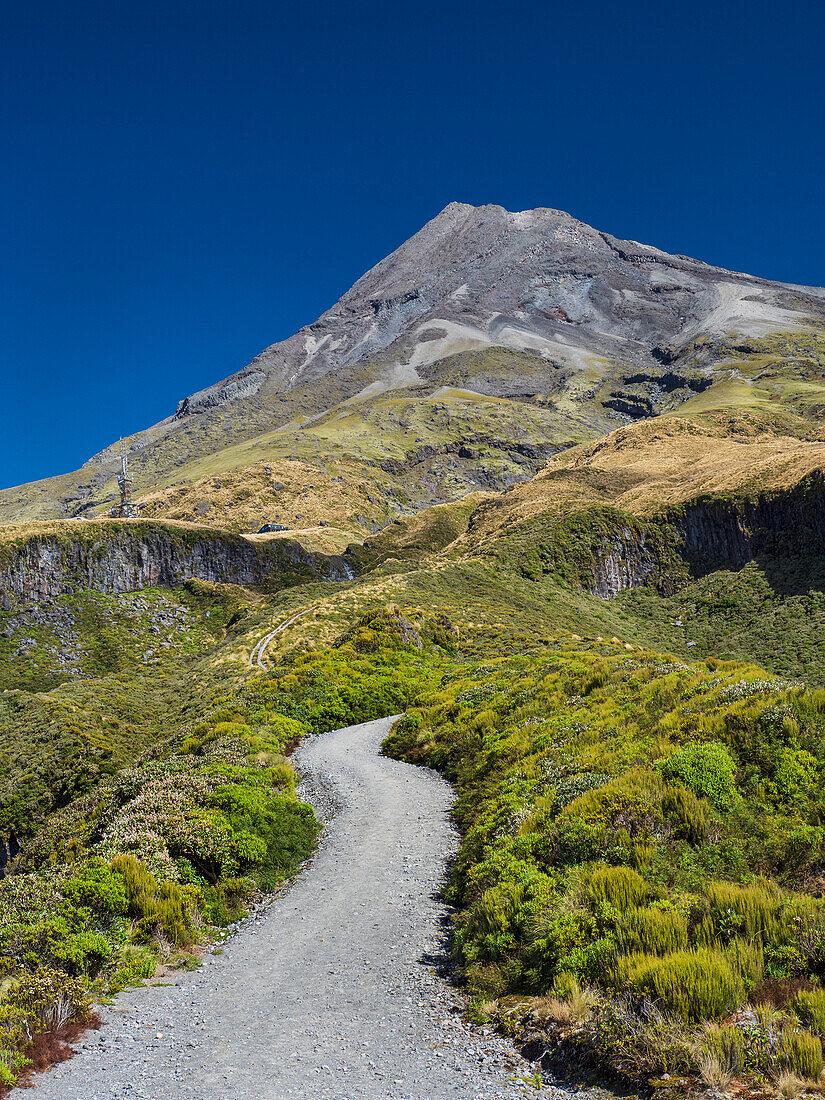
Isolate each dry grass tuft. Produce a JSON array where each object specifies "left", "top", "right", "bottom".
[
  {"left": 698, "top": 1051, "right": 733, "bottom": 1091},
  {"left": 775, "top": 1071, "right": 806, "bottom": 1099},
  {"left": 529, "top": 997, "right": 575, "bottom": 1026}
]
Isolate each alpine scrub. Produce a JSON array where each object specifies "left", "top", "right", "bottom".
[
  {"left": 385, "top": 639, "right": 825, "bottom": 1088},
  {"left": 0, "top": 604, "right": 448, "bottom": 1089},
  {"left": 0, "top": 693, "right": 317, "bottom": 1088}
]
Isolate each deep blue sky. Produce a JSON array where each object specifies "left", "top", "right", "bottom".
[{"left": 2, "top": 0, "right": 823, "bottom": 489}]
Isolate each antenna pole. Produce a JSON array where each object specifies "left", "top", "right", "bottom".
[{"left": 110, "top": 439, "right": 138, "bottom": 517}]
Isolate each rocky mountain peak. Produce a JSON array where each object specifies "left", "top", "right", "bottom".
[
  {"left": 5, "top": 202, "right": 825, "bottom": 528},
  {"left": 194, "top": 201, "right": 821, "bottom": 417}
]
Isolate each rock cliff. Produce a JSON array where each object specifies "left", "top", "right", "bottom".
[
  {"left": 583, "top": 473, "right": 825, "bottom": 598},
  {"left": 0, "top": 525, "right": 353, "bottom": 602}
]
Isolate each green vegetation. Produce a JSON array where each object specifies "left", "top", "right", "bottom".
[
  {"left": 0, "top": 598, "right": 450, "bottom": 1087},
  {"left": 0, "top": 660, "right": 319, "bottom": 1085},
  {"left": 619, "top": 560, "right": 825, "bottom": 684},
  {"left": 7, "top": 339, "right": 825, "bottom": 1093},
  {"left": 385, "top": 640, "right": 825, "bottom": 1087}
]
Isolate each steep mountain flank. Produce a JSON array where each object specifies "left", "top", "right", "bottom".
[{"left": 3, "top": 203, "right": 824, "bottom": 527}]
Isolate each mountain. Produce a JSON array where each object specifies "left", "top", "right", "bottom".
[
  {"left": 178, "top": 200, "right": 824, "bottom": 413},
  {"left": 7, "top": 205, "right": 825, "bottom": 1095},
  {"left": 2, "top": 202, "right": 825, "bottom": 532}
]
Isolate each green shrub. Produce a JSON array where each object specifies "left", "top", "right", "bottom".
[
  {"left": 12, "top": 966, "right": 90, "bottom": 1033},
  {"left": 618, "top": 907, "right": 688, "bottom": 955},
  {"left": 589, "top": 866, "right": 650, "bottom": 912},
  {"left": 111, "top": 854, "right": 157, "bottom": 917},
  {"left": 211, "top": 720, "right": 252, "bottom": 741},
  {"left": 107, "top": 947, "right": 156, "bottom": 993},
  {"left": 561, "top": 770, "right": 663, "bottom": 835},
  {"left": 52, "top": 931, "right": 112, "bottom": 976},
  {"left": 552, "top": 971, "right": 581, "bottom": 1000},
  {"left": 267, "top": 762, "right": 295, "bottom": 789},
  {"left": 551, "top": 772, "right": 609, "bottom": 815},
  {"left": 262, "top": 714, "right": 306, "bottom": 748},
  {"left": 793, "top": 989, "right": 825, "bottom": 1035},
  {"left": 111, "top": 854, "right": 195, "bottom": 945},
  {"left": 217, "top": 876, "right": 255, "bottom": 918},
  {"left": 706, "top": 879, "right": 781, "bottom": 941},
  {"left": 621, "top": 948, "right": 743, "bottom": 1022},
  {"left": 62, "top": 860, "right": 128, "bottom": 917},
  {"left": 698, "top": 1022, "right": 745, "bottom": 1074},
  {"left": 660, "top": 741, "right": 737, "bottom": 810},
  {"left": 723, "top": 938, "right": 764, "bottom": 986},
  {"left": 661, "top": 784, "right": 709, "bottom": 845},
  {"left": 781, "top": 1027, "right": 823, "bottom": 1079}
]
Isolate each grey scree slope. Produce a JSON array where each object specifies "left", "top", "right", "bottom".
[{"left": 25, "top": 717, "right": 604, "bottom": 1100}]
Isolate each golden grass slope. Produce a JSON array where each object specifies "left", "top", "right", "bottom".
[{"left": 460, "top": 411, "right": 825, "bottom": 548}]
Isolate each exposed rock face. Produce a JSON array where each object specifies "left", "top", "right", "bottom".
[
  {"left": 88, "top": 202, "right": 825, "bottom": 459},
  {"left": 182, "top": 203, "right": 825, "bottom": 414},
  {"left": 675, "top": 503, "right": 755, "bottom": 573},
  {"left": 5, "top": 202, "right": 825, "bottom": 528},
  {"left": 0, "top": 528, "right": 353, "bottom": 601},
  {"left": 589, "top": 529, "right": 669, "bottom": 598},
  {"left": 674, "top": 473, "right": 825, "bottom": 573},
  {"left": 584, "top": 473, "right": 825, "bottom": 598}
]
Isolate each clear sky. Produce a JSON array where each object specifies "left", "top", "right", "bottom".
[{"left": 2, "top": 0, "right": 823, "bottom": 489}]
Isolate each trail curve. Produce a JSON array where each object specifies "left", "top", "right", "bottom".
[
  {"left": 27, "top": 717, "right": 558, "bottom": 1100},
  {"left": 248, "top": 607, "right": 313, "bottom": 669}
]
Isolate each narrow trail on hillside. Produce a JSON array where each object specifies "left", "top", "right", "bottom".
[
  {"left": 248, "top": 607, "right": 313, "bottom": 668},
  {"left": 26, "top": 717, "right": 583, "bottom": 1100}
]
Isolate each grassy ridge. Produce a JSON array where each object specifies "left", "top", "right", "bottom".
[{"left": 385, "top": 639, "right": 825, "bottom": 1088}]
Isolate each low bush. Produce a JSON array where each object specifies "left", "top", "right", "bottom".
[
  {"left": 660, "top": 741, "right": 737, "bottom": 810},
  {"left": 781, "top": 1027, "right": 824, "bottom": 1079},
  {"left": 793, "top": 988, "right": 825, "bottom": 1035},
  {"left": 620, "top": 948, "right": 743, "bottom": 1022},
  {"left": 723, "top": 937, "right": 765, "bottom": 986},
  {"left": 617, "top": 906, "right": 688, "bottom": 955},
  {"left": 588, "top": 866, "right": 650, "bottom": 912},
  {"left": 705, "top": 879, "right": 782, "bottom": 941},
  {"left": 697, "top": 1022, "right": 744, "bottom": 1075},
  {"left": 661, "top": 785, "right": 710, "bottom": 845}
]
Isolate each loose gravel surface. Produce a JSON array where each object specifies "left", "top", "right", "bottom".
[{"left": 26, "top": 716, "right": 601, "bottom": 1100}]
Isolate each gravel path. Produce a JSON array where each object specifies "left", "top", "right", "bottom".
[{"left": 25, "top": 716, "right": 587, "bottom": 1100}]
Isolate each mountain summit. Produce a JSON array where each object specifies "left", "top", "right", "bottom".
[
  {"left": 175, "top": 201, "right": 825, "bottom": 416},
  {"left": 2, "top": 203, "right": 824, "bottom": 526}
]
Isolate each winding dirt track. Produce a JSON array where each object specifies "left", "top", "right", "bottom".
[
  {"left": 27, "top": 717, "right": 552, "bottom": 1100},
  {"left": 248, "top": 608, "right": 313, "bottom": 669}
]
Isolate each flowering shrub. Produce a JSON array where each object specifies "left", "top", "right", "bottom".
[
  {"left": 0, "top": 676, "right": 322, "bottom": 1086},
  {"left": 0, "top": 601, "right": 448, "bottom": 1084}
]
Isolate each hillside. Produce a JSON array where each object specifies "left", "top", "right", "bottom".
[{"left": 4, "top": 206, "right": 825, "bottom": 1094}]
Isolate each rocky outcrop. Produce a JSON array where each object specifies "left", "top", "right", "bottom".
[
  {"left": 0, "top": 526, "right": 354, "bottom": 602},
  {"left": 589, "top": 528, "right": 672, "bottom": 598},
  {"left": 673, "top": 474, "right": 825, "bottom": 574},
  {"left": 583, "top": 472, "right": 825, "bottom": 598},
  {"left": 379, "top": 440, "right": 562, "bottom": 479}
]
